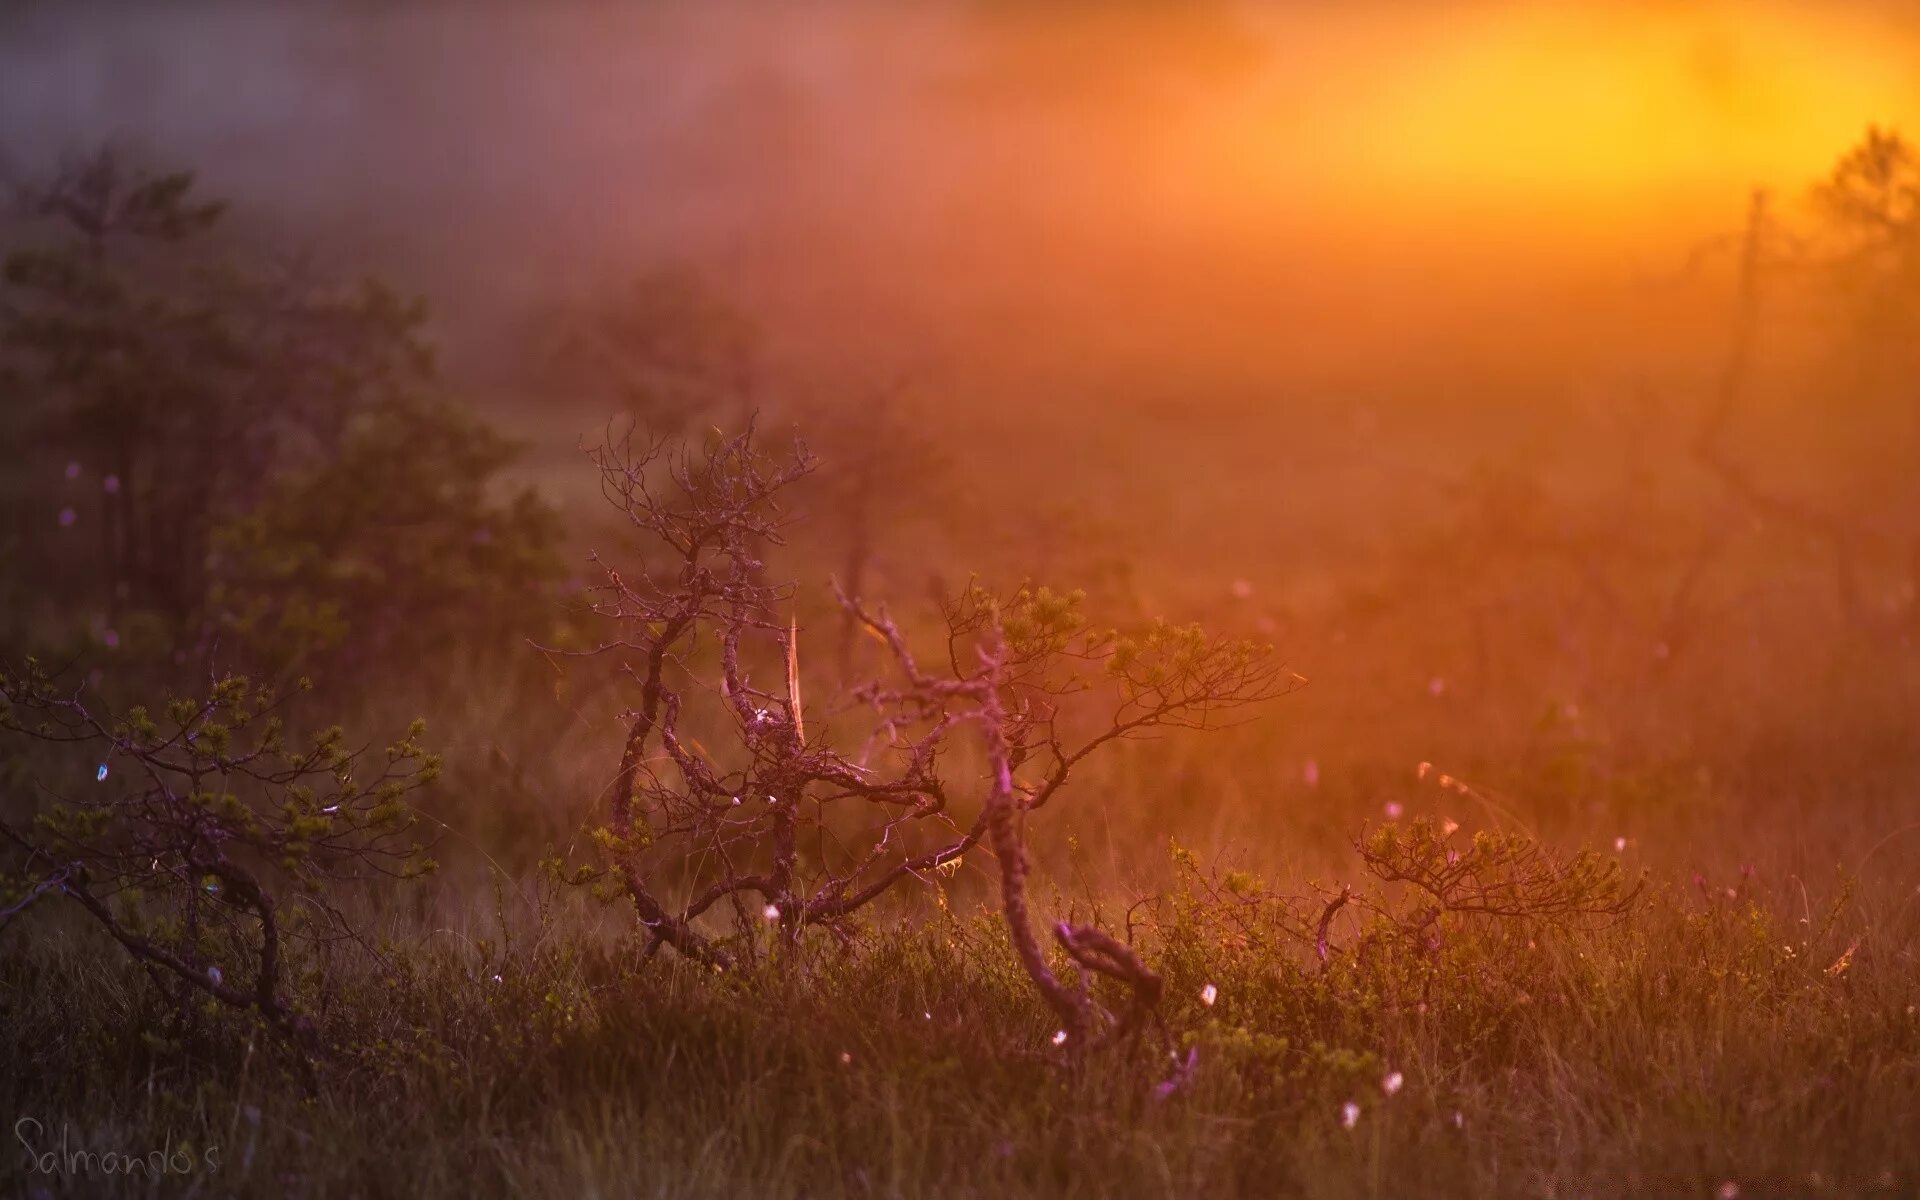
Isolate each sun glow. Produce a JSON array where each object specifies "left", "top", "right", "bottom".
[
  {"left": 1357, "top": 8, "right": 1914, "bottom": 197},
  {"left": 1190, "top": 4, "right": 1920, "bottom": 235}
]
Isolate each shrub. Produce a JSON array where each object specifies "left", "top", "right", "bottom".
[
  {"left": 549, "top": 423, "right": 1292, "bottom": 1046},
  {"left": 0, "top": 661, "right": 439, "bottom": 1083},
  {"left": 1, "top": 149, "right": 562, "bottom": 683},
  {"left": 205, "top": 393, "right": 564, "bottom": 681}
]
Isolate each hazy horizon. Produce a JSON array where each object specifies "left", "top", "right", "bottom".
[{"left": 7, "top": 0, "right": 1915, "bottom": 394}]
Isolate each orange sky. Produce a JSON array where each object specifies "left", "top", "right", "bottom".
[
  {"left": 1199, "top": 3, "right": 1918, "bottom": 238},
  {"left": 2, "top": 0, "right": 1915, "bottom": 383}
]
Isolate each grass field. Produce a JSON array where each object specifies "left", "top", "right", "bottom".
[
  {"left": 8, "top": 401, "right": 1920, "bottom": 1197},
  {"left": 6, "top": 857, "right": 1916, "bottom": 1199},
  {"left": 6, "top": 14, "right": 1920, "bottom": 1192}
]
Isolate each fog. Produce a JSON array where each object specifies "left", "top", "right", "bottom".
[
  {"left": 7, "top": 0, "right": 1920, "bottom": 632},
  {"left": 8, "top": 11, "right": 1920, "bottom": 1184},
  {"left": 8, "top": 0, "right": 1916, "bottom": 392}
]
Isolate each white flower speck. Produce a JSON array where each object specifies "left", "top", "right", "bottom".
[
  {"left": 1428, "top": 677, "right": 1446, "bottom": 696},
  {"left": 762, "top": 904, "right": 781, "bottom": 921},
  {"left": 1051, "top": 1030, "right": 1069, "bottom": 1046},
  {"left": 95, "top": 763, "right": 109, "bottom": 782},
  {"left": 1384, "top": 801, "right": 1404, "bottom": 819},
  {"left": 1200, "top": 983, "right": 1218, "bottom": 1006},
  {"left": 1614, "top": 836, "right": 1627, "bottom": 852},
  {"left": 1717, "top": 1183, "right": 1739, "bottom": 1200},
  {"left": 207, "top": 966, "right": 223, "bottom": 986},
  {"left": 1382, "top": 1071, "right": 1403, "bottom": 1097},
  {"left": 839, "top": 1051, "right": 852, "bottom": 1064},
  {"left": 1341, "top": 1101, "right": 1360, "bottom": 1129}
]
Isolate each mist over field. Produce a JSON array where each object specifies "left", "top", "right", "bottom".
[
  {"left": 9, "top": 1, "right": 1917, "bottom": 561},
  {"left": 3, "top": 3, "right": 1920, "bottom": 1197},
  {"left": 11, "top": 2, "right": 1915, "bottom": 364}
]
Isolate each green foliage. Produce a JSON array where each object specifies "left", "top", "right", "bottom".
[
  {"left": 0, "top": 661, "right": 440, "bottom": 1066},
  {"left": 0, "top": 149, "right": 561, "bottom": 685},
  {"left": 206, "top": 394, "right": 564, "bottom": 677},
  {"left": 1356, "top": 817, "right": 1640, "bottom": 923},
  {"left": 948, "top": 579, "right": 1282, "bottom": 717},
  {"left": 2, "top": 151, "right": 435, "bottom": 623}
]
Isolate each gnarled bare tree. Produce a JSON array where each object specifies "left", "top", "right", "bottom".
[{"left": 553, "top": 423, "right": 1291, "bottom": 1045}]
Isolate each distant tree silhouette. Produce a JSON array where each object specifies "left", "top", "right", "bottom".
[
  {"left": 532, "top": 265, "right": 761, "bottom": 434},
  {"left": 1, "top": 149, "right": 561, "bottom": 676},
  {"left": 1694, "top": 129, "right": 1920, "bottom": 640}
]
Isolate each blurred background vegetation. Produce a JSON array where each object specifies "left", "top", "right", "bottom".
[
  {"left": 3, "top": 5, "right": 1920, "bottom": 1192},
  {"left": 5, "top": 126, "right": 1919, "bottom": 889}
]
